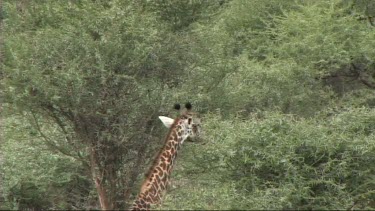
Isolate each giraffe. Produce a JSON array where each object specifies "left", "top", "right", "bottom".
[{"left": 131, "top": 102, "right": 202, "bottom": 211}]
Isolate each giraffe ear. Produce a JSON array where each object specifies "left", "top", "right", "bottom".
[{"left": 158, "top": 116, "right": 174, "bottom": 128}]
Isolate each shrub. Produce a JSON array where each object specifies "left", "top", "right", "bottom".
[{"left": 163, "top": 109, "right": 375, "bottom": 210}]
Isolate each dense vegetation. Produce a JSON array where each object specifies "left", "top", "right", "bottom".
[{"left": 1, "top": 0, "right": 374, "bottom": 210}]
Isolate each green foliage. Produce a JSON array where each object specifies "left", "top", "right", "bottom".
[
  {"left": 163, "top": 109, "right": 375, "bottom": 210},
  {"left": 141, "top": 0, "right": 224, "bottom": 31},
  {"left": 342, "top": 0, "right": 375, "bottom": 17},
  {"left": 269, "top": 1, "right": 375, "bottom": 75},
  {"left": 3, "top": 0, "right": 180, "bottom": 109},
  {"left": 208, "top": 57, "right": 333, "bottom": 117},
  {"left": 2, "top": 0, "right": 199, "bottom": 208},
  {"left": 1, "top": 0, "right": 375, "bottom": 210},
  {"left": 1, "top": 115, "right": 93, "bottom": 209},
  {"left": 188, "top": 0, "right": 375, "bottom": 116}
]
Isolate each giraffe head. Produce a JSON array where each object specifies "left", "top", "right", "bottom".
[{"left": 159, "top": 102, "right": 202, "bottom": 143}]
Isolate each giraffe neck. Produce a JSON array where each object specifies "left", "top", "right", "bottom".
[{"left": 131, "top": 120, "right": 185, "bottom": 210}]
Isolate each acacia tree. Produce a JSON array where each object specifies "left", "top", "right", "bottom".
[{"left": 2, "top": 0, "right": 195, "bottom": 209}]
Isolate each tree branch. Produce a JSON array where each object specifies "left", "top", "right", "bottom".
[
  {"left": 30, "top": 111, "right": 78, "bottom": 159},
  {"left": 89, "top": 146, "right": 112, "bottom": 210},
  {"left": 351, "top": 63, "right": 375, "bottom": 89}
]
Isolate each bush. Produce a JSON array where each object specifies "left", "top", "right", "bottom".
[
  {"left": 227, "top": 109, "right": 374, "bottom": 209},
  {"left": 162, "top": 108, "right": 375, "bottom": 210},
  {"left": 1, "top": 115, "right": 93, "bottom": 209}
]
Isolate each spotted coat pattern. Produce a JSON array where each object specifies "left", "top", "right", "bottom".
[{"left": 131, "top": 112, "right": 199, "bottom": 211}]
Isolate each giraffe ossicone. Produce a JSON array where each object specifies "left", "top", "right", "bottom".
[
  {"left": 131, "top": 102, "right": 201, "bottom": 211},
  {"left": 158, "top": 116, "right": 174, "bottom": 128}
]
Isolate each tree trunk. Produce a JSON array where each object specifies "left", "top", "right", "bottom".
[{"left": 89, "top": 146, "right": 112, "bottom": 210}]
